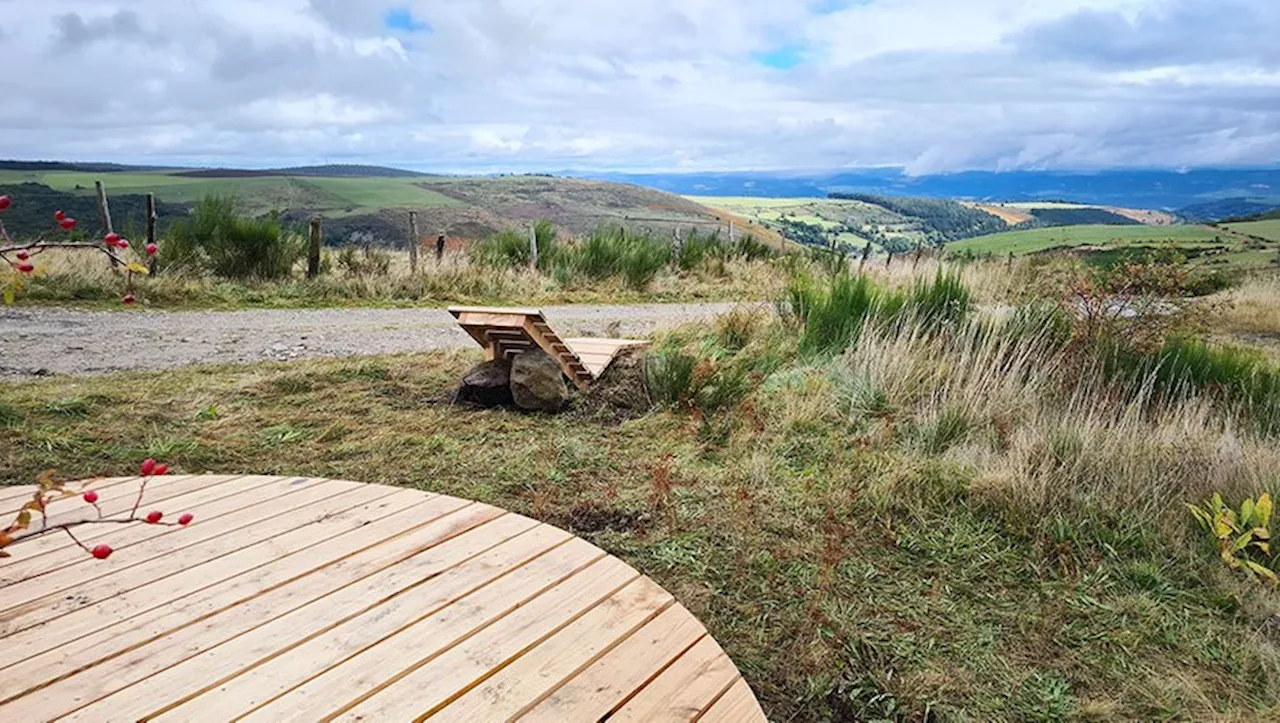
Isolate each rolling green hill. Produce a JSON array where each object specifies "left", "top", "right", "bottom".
[
  {"left": 947, "top": 224, "right": 1225, "bottom": 255},
  {"left": 1224, "top": 219, "right": 1280, "bottom": 243}
]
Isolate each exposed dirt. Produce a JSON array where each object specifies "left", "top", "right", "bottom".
[{"left": 0, "top": 303, "right": 738, "bottom": 378}]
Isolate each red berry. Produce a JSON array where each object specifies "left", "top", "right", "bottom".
[
  {"left": 15, "top": 250, "right": 29, "bottom": 260},
  {"left": 83, "top": 490, "right": 99, "bottom": 504},
  {"left": 153, "top": 464, "right": 169, "bottom": 476},
  {"left": 54, "top": 210, "right": 66, "bottom": 221},
  {"left": 104, "top": 232, "right": 121, "bottom": 247},
  {"left": 60, "top": 218, "right": 76, "bottom": 231},
  {"left": 17, "top": 262, "right": 34, "bottom": 273},
  {"left": 145, "top": 511, "right": 163, "bottom": 524},
  {"left": 178, "top": 513, "right": 194, "bottom": 526},
  {"left": 145, "top": 243, "right": 158, "bottom": 256},
  {"left": 140, "top": 458, "right": 157, "bottom": 475},
  {"left": 122, "top": 294, "right": 136, "bottom": 305},
  {"left": 0, "top": 195, "right": 10, "bottom": 211},
  {"left": 117, "top": 239, "right": 129, "bottom": 250},
  {"left": 91, "top": 544, "right": 113, "bottom": 560}
]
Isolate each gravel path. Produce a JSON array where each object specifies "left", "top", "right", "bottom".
[{"left": 0, "top": 303, "right": 747, "bottom": 378}]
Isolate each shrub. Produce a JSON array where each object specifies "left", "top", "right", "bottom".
[
  {"left": 165, "top": 195, "right": 303, "bottom": 279},
  {"left": 552, "top": 227, "right": 670, "bottom": 289},
  {"left": 1187, "top": 492, "right": 1277, "bottom": 585}
]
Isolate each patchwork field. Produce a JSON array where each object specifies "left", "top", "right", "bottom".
[{"left": 948, "top": 224, "right": 1226, "bottom": 255}]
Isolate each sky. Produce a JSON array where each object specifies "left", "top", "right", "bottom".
[{"left": 2, "top": 0, "right": 1278, "bottom": 174}]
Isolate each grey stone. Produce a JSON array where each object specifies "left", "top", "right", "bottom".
[
  {"left": 456, "top": 358, "right": 513, "bottom": 407},
  {"left": 510, "top": 350, "right": 569, "bottom": 412}
]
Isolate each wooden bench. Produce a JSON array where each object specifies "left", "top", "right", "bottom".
[{"left": 449, "top": 306, "right": 650, "bottom": 389}]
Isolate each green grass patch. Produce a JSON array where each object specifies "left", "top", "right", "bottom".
[
  {"left": 949, "top": 224, "right": 1225, "bottom": 256},
  {"left": 1225, "top": 219, "right": 1280, "bottom": 243}
]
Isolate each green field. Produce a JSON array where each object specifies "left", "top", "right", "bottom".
[
  {"left": 948, "top": 224, "right": 1226, "bottom": 255},
  {"left": 0, "top": 170, "right": 460, "bottom": 215},
  {"left": 1225, "top": 219, "right": 1280, "bottom": 243}
]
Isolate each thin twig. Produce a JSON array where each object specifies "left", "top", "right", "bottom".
[
  {"left": 62, "top": 526, "right": 90, "bottom": 554},
  {"left": 129, "top": 476, "right": 151, "bottom": 519},
  {"left": 12, "top": 517, "right": 181, "bottom": 546}
]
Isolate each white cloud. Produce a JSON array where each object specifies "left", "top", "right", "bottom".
[{"left": 0, "top": 0, "right": 1276, "bottom": 172}]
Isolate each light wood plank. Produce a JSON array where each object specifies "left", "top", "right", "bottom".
[
  {"left": 609, "top": 635, "right": 741, "bottom": 722},
  {"left": 2, "top": 498, "right": 498, "bottom": 711},
  {"left": 242, "top": 540, "right": 616, "bottom": 722},
  {"left": 519, "top": 605, "right": 708, "bottom": 722},
  {"left": 0, "top": 475, "right": 245, "bottom": 563},
  {"left": 0, "top": 482, "right": 401, "bottom": 666},
  {"left": 0, "top": 477, "right": 137, "bottom": 516},
  {"left": 698, "top": 677, "right": 767, "bottom": 722},
  {"left": 0, "top": 477, "right": 363, "bottom": 630},
  {"left": 148, "top": 519, "right": 567, "bottom": 722},
  {"left": 431, "top": 576, "right": 675, "bottom": 721},
  {"left": 457, "top": 312, "right": 530, "bottom": 328},
  {"left": 0, "top": 476, "right": 325, "bottom": 585},
  {"left": 11, "top": 496, "right": 486, "bottom": 720},
  {"left": 331, "top": 556, "right": 639, "bottom": 721},
  {"left": 449, "top": 305, "right": 545, "bottom": 319}
]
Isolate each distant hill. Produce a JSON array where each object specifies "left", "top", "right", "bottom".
[
  {"left": 1179, "top": 199, "right": 1280, "bottom": 222},
  {"left": 587, "top": 168, "right": 1280, "bottom": 211}
]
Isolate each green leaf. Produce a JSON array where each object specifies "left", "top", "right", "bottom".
[
  {"left": 1242, "top": 498, "right": 1256, "bottom": 527},
  {"left": 1244, "top": 560, "right": 1279, "bottom": 586},
  {"left": 1233, "top": 531, "right": 1256, "bottom": 553},
  {"left": 1257, "top": 492, "right": 1273, "bottom": 528}
]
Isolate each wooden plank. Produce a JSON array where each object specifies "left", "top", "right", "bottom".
[
  {"left": 430, "top": 576, "right": 675, "bottom": 721},
  {"left": 519, "top": 605, "right": 708, "bottom": 722},
  {"left": 241, "top": 541, "right": 618, "bottom": 722},
  {"left": 145, "top": 520, "right": 567, "bottom": 722},
  {"left": 0, "top": 476, "right": 316, "bottom": 585},
  {"left": 457, "top": 312, "right": 530, "bottom": 328},
  {"left": 1, "top": 475, "right": 211, "bottom": 543},
  {"left": 608, "top": 635, "right": 741, "bottom": 722},
  {"left": 3, "top": 499, "right": 501, "bottom": 713},
  {"left": 699, "top": 677, "right": 767, "bottom": 722},
  {"left": 0, "top": 482, "right": 402, "bottom": 665},
  {"left": 448, "top": 305, "right": 544, "bottom": 319},
  {"left": 522, "top": 317, "right": 592, "bottom": 390},
  {"left": 331, "top": 556, "right": 639, "bottom": 721},
  {"left": 10, "top": 496, "right": 490, "bottom": 720},
  {"left": 0, "top": 477, "right": 357, "bottom": 627}
]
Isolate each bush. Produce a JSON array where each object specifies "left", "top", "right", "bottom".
[
  {"left": 165, "top": 195, "right": 303, "bottom": 279},
  {"left": 552, "top": 227, "right": 670, "bottom": 289}
]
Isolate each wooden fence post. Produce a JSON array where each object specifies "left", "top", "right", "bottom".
[
  {"left": 94, "top": 181, "right": 119, "bottom": 268},
  {"left": 858, "top": 242, "right": 872, "bottom": 272},
  {"left": 528, "top": 224, "right": 539, "bottom": 270},
  {"left": 729, "top": 221, "right": 736, "bottom": 244},
  {"left": 146, "top": 193, "right": 158, "bottom": 276},
  {"left": 1007, "top": 252, "right": 1015, "bottom": 271},
  {"left": 307, "top": 218, "right": 322, "bottom": 279},
  {"left": 436, "top": 234, "right": 446, "bottom": 263},
  {"left": 408, "top": 211, "right": 419, "bottom": 275},
  {"left": 886, "top": 250, "right": 894, "bottom": 268}
]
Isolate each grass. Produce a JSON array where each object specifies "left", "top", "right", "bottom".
[
  {"left": 948, "top": 224, "right": 1226, "bottom": 255},
  {"left": 8, "top": 263, "right": 1280, "bottom": 720},
  {"left": 5, "top": 309, "right": 1280, "bottom": 720},
  {"left": 1226, "top": 220, "right": 1280, "bottom": 243}
]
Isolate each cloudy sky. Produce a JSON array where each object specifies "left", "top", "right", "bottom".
[{"left": 3, "top": 0, "right": 1278, "bottom": 173}]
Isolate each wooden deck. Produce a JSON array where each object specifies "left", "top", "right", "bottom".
[
  {"left": 0, "top": 476, "right": 765, "bottom": 722},
  {"left": 449, "top": 306, "right": 649, "bottom": 389}
]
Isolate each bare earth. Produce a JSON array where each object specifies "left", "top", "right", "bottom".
[{"left": 0, "top": 303, "right": 746, "bottom": 378}]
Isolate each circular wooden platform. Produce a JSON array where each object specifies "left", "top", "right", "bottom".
[{"left": 0, "top": 475, "right": 765, "bottom": 721}]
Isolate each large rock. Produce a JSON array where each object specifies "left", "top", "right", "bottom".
[
  {"left": 510, "top": 350, "right": 570, "bottom": 412},
  {"left": 456, "top": 358, "right": 513, "bottom": 407}
]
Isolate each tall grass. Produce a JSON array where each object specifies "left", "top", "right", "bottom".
[
  {"left": 473, "top": 220, "right": 557, "bottom": 269},
  {"left": 550, "top": 227, "right": 671, "bottom": 289}
]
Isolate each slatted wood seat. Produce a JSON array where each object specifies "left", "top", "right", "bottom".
[
  {"left": 449, "top": 306, "right": 649, "bottom": 389},
  {"left": 0, "top": 476, "right": 766, "bottom": 721}
]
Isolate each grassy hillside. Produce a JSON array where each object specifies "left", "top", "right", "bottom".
[
  {"left": 0, "top": 169, "right": 767, "bottom": 246},
  {"left": 948, "top": 224, "right": 1225, "bottom": 255},
  {"left": 1225, "top": 219, "right": 1280, "bottom": 243}
]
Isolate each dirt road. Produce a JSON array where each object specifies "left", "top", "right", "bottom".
[{"left": 0, "top": 303, "right": 746, "bottom": 378}]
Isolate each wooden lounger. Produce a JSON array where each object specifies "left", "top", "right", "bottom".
[{"left": 448, "top": 306, "right": 650, "bottom": 389}]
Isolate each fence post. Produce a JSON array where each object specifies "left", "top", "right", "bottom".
[
  {"left": 528, "top": 224, "right": 539, "bottom": 270},
  {"left": 436, "top": 234, "right": 446, "bottom": 263},
  {"left": 729, "top": 221, "right": 735, "bottom": 245},
  {"left": 407, "top": 211, "right": 419, "bottom": 275},
  {"left": 886, "top": 250, "right": 894, "bottom": 268},
  {"left": 146, "top": 192, "right": 158, "bottom": 276},
  {"left": 307, "top": 218, "right": 322, "bottom": 279},
  {"left": 94, "top": 181, "right": 119, "bottom": 268},
  {"left": 1007, "top": 252, "right": 1015, "bottom": 271},
  {"left": 859, "top": 242, "right": 872, "bottom": 272},
  {"left": 913, "top": 242, "right": 923, "bottom": 270}
]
